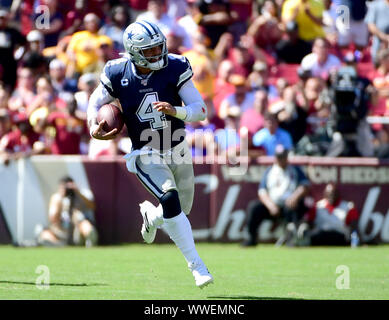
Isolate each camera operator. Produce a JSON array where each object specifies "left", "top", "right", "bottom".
[
  {"left": 37, "top": 176, "right": 98, "bottom": 247},
  {"left": 326, "top": 64, "right": 374, "bottom": 157}
]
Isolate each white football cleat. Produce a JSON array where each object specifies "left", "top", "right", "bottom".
[
  {"left": 139, "top": 201, "right": 157, "bottom": 244},
  {"left": 189, "top": 259, "right": 214, "bottom": 289}
]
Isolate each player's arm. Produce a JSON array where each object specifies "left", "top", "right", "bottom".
[
  {"left": 87, "top": 83, "right": 118, "bottom": 140},
  {"left": 153, "top": 79, "right": 207, "bottom": 122}
]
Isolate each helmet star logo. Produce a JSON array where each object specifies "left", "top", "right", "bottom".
[{"left": 127, "top": 30, "right": 134, "bottom": 40}]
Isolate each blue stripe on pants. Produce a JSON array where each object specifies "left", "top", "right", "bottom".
[{"left": 135, "top": 162, "right": 163, "bottom": 198}]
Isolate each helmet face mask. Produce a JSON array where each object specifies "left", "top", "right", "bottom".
[
  {"left": 138, "top": 42, "right": 167, "bottom": 70},
  {"left": 123, "top": 21, "right": 168, "bottom": 71}
]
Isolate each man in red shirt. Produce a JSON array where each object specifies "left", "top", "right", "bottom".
[
  {"left": 0, "top": 112, "right": 42, "bottom": 164},
  {"left": 240, "top": 89, "right": 267, "bottom": 140},
  {"left": 213, "top": 59, "right": 235, "bottom": 116},
  {"left": 46, "top": 97, "right": 88, "bottom": 155},
  {"left": 298, "top": 183, "right": 359, "bottom": 246}
]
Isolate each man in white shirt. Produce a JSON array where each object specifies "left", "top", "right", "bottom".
[
  {"left": 241, "top": 145, "right": 310, "bottom": 247},
  {"left": 300, "top": 38, "right": 342, "bottom": 79},
  {"left": 177, "top": 0, "right": 200, "bottom": 49},
  {"left": 137, "top": 0, "right": 192, "bottom": 49}
]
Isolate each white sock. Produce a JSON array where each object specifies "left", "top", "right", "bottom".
[{"left": 163, "top": 212, "right": 201, "bottom": 265}]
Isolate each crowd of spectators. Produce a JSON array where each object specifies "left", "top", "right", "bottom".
[{"left": 1, "top": 0, "right": 389, "bottom": 164}]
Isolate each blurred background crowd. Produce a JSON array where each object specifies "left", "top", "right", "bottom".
[{"left": 1, "top": 0, "right": 389, "bottom": 164}]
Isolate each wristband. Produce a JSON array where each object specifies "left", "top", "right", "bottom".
[{"left": 174, "top": 107, "right": 187, "bottom": 120}]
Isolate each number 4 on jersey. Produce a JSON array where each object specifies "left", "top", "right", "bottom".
[{"left": 136, "top": 92, "right": 168, "bottom": 131}]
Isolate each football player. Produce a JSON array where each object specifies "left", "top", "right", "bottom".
[{"left": 87, "top": 20, "right": 213, "bottom": 288}]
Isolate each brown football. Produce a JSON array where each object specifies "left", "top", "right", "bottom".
[{"left": 97, "top": 103, "right": 124, "bottom": 133}]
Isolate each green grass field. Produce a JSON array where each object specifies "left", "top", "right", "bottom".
[{"left": 0, "top": 243, "right": 388, "bottom": 300}]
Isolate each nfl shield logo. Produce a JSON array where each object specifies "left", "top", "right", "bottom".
[{"left": 141, "top": 79, "right": 148, "bottom": 86}]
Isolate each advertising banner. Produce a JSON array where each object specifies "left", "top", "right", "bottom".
[{"left": 0, "top": 156, "right": 388, "bottom": 245}]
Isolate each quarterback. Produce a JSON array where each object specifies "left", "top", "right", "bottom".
[{"left": 87, "top": 20, "right": 213, "bottom": 288}]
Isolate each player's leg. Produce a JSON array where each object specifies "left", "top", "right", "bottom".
[
  {"left": 159, "top": 188, "right": 213, "bottom": 288},
  {"left": 135, "top": 148, "right": 213, "bottom": 288},
  {"left": 174, "top": 166, "right": 194, "bottom": 216},
  {"left": 170, "top": 140, "right": 194, "bottom": 215},
  {"left": 163, "top": 141, "right": 212, "bottom": 288},
  {"left": 135, "top": 152, "right": 174, "bottom": 243}
]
